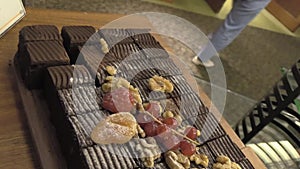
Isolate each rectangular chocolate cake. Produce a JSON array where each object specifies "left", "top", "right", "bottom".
[{"left": 15, "top": 25, "right": 255, "bottom": 169}]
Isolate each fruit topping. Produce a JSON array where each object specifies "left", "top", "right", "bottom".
[
  {"left": 102, "top": 87, "right": 135, "bottom": 113},
  {"left": 91, "top": 112, "right": 137, "bottom": 144}
]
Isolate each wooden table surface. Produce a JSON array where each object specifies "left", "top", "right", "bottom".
[{"left": 0, "top": 8, "right": 265, "bottom": 169}]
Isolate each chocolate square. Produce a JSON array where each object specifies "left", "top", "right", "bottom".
[
  {"left": 45, "top": 65, "right": 93, "bottom": 90},
  {"left": 19, "top": 25, "right": 62, "bottom": 42},
  {"left": 61, "top": 26, "right": 96, "bottom": 63},
  {"left": 21, "top": 41, "right": 70, "bottom": 89},
  {"left": 109, "top": 43, "right": 141, "bottom": 60}
]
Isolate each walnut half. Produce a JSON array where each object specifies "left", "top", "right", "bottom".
[
  {"left": 165, "top": 151, "right": 190, "bottom": 169},
  {"left": 213, "top": 155, "right": 231, "bottom": 169},
  {"left": 190, "top": 154, "right": 209, "bottom": 168},
  {"left": 148, "top": 75, "right": 174, "bottom": 93}
]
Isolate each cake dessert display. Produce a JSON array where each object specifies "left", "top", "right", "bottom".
[{"left": 14, "top": 24, "right": 255, "bottom": 169}]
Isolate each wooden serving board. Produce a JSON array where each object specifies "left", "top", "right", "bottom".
[{"left": 13, "top": 60, "right": 67, "bottom": 169}]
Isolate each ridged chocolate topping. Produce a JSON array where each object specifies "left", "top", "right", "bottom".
[
  {"left": 237, "top": 159, "right": 255, "bottom": 169},
  {"left": 138, "top": 43, "right": 169, "bottom": 59},
  {"left": 68, "top": 115, "right": 94, "bottom": 147},
  {"left": 119, "top": 58, "right": 153, "bottom": 72},
  {"left": 191, "top": 112, "right": 225, "bottom": 142},
  {"left": 131, "top": 79, "right": 167, "bottom": 102},
  {"left": 67, "top": 110, "right": 109, "bottom": 147},
  {"left": 165, "top": 75, "right": 194, "bottom": 98},
  {"left": 62, "top": 26, "right": 96, "bottom": 44},
  {"left": 24, "top": 41, "right": 69, "bottom": 66},
  {"left": 47, "top": 65, "right": 93, "bottom": 89},
  {"left": 173, "top": 93, "right": 206, "bottom": 112},
  {"left": 131, "top": 33, "right": 158, "bottom": 44},
  {"left": 173, "top": 93, "right": 208, "bottom": 119},
  {"left": 126, "top": 28, "right": 150, "bottom": 36},
  {"left": 109, "top": 43, "right": 141, "bottom": 60},
  {"left": 19, "top": 25, "right": 62, "bottom": 42},
  {"left": 82, "top": 145, "right": 139, "bottom": 169},
  {"left": 117, "top": 68, "right": 158, "bottom": 82},
  {"left": 79, "top": 45, "right": 107, "bottom": 76},
  {"left": 99, "top": 28, "right": 134, "bottom": 46},
  {"left": 150, "top": 58, "right": 182, "bottom": 76},
  {"left": 207, "top": 135, "right": 246, "bottom": 162},
  {"left": 58, "top": 87, "right": 99, "bottom": 115}
]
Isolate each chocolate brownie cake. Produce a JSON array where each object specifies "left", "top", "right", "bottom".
[{"left": 15, "top": 25, "right": 255, "bottom": 169}]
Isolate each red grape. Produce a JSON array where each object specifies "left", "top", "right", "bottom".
[
  {"left": 143, "top": 122, "right": 158, "bottom": 137},
  {"left": 135, "top": 113, "right": 153, "bottom": 127},
  {"left": 184, "top": 126, "right": 197, "bottom": 140},
  {"left": 156, "top": 124, "right": 168, "bottom": 135},
  {"left": 180, "top": 140, "right": 196, "bottom": 156},
  {"left": 163, "top": 117, "right": 178, "bottom": 129},
  {"left": 160, "top": 133, "right": 181, "bottom": 151},
  {"left": 145, "top": 102, "right": 161, "bottom": 118},
  {"left": 102, "top": 87, "right": 135, "bottom": 113}
]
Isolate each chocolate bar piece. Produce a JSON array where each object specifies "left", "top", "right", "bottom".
[
  {"left": 61, "top": 26, "right": 96, "bottom": 64},
  {"left": 20, "top": 41, "right": 70, "bottom": 89},
  {"left": 19, "top": 25, "right": 62, "bottom": 43},
  {"left": 45, "top": 65, "right": 93, "bottom": 90},
  {"left": 109, "top": 43, "right": 142, "bottom": 60},
  {"left": 207, "top": 135, "right": 246, "bottom": 162}
]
